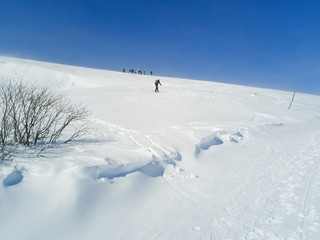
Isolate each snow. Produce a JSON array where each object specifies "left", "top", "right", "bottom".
[{"left": 0, "top": 56, "right": 320, "bottom": 239}]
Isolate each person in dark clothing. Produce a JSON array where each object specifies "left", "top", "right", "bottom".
[{"left": 154, "top": 79, "right": 162, "bottom": 92}]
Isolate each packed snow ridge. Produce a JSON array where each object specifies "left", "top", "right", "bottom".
[{"left": 0, "top": 56, "right": 320, "bottom": 240}]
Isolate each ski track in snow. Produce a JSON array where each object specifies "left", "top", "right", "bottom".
[
  {"left": 149, "top": 129, "right": 320, "bottom": 240},
  {"left": 206, "top": 129, "right": 320, "bottom": 240},
  {"left": 134, "top": 123, "right": 320, "bottom": 239}
]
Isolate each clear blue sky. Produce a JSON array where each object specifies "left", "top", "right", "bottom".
[{"left": 1, "top": 0, "right": 320, "bottom": 95}]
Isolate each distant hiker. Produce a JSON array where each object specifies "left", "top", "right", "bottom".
[
  {"left": 154, "top": 79, "right": 162, "bottom": 92},
  {"left": 150, "top": 71, "right": 153, "bottom": 75},
  {"left": 144, "top": 71, "right": 146, "bottom": 75},
  {"left": 123, "top": 68, "right": 125, "bottom": 72}
]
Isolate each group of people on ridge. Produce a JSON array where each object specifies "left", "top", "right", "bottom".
[{"left": 123, "top": 68, "right": 152, "bottom": 76}]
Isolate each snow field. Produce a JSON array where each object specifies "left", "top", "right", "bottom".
[{"left": 0, "top": 56, "right": 320, "bottom": 239}]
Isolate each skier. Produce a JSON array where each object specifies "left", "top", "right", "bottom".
[{"left": 154, "top": 79, "right": 162, "bottom": 93}]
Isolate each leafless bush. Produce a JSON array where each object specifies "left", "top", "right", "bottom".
[
  {"left": 0, "top": 80, "right": 89, "bottom": 160},
  {"left": 0, "top": 87, "right": 15, "bottom": 160}
]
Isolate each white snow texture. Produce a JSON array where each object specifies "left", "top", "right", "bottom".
[{"left": 0, "top": 56, "right": 320, "bottom": 240}]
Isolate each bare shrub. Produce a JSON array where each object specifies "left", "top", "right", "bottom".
[
  {"left": 0, "top": 86, "right": 15, "bottom": 160},
  {"left": 0, "top": 80, "right": 89, "bottom": 160}
]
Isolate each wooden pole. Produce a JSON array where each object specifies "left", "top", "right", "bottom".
[{"left": 288, "top": 92, "right": 296, "bottom": 110}]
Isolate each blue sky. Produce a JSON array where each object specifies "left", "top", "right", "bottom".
[{"left": 1, "top": 0, "right": 320, "bottom": 95}]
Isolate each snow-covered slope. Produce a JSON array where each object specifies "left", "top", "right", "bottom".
[{"left": 0, "top": 56, "right": 320, "bottom": 240}]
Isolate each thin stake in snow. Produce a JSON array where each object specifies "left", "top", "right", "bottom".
[{"left": 288, "top": 91, "right": 296, "bottom": 110}]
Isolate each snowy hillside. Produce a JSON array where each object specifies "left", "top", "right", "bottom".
[{"left": 0, "top": 56, "right": 320, "bottom": 240}]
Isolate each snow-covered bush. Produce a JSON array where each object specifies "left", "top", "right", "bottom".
[{"left": 0, "top": 80, "right": 89, "bottom": 160}]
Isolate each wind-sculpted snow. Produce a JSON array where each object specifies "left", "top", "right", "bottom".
[
  {"left": 2, "top": 167, "right": 24, "bottom": 187},
  {"left": 195, "top": 135, "right": 223, "bottom": 155},
  {"left": 229, "top": 131, "right": 244, "bottom": 143},
  {"left": 138, "top": 161, "right": 165, "bottom": 177},
  {"left": 1, "top": 56, "right": 320, "bottom": 240},
  {"left": 194, "top": 130, "right": 246, "bottom": 155},
  {"left": 81, "top": 161, "right": 165, "bottom": 180}
]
